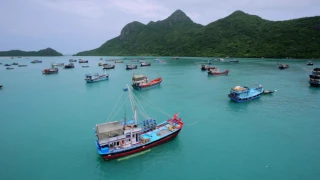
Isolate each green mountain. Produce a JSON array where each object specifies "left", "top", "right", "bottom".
[
  {"left": 0, "top": 48, "right": 63, "bottom": 56},
  {"left": 75, "top": 10, "right": 320, "bottom": 58}
]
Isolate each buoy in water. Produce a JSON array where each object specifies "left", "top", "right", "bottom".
[{"left": 123, "top": 88, "right": 128, "bottom": 91}]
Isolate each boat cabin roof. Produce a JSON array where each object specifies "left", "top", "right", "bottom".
[
  {"left": 132, "top": 74, "right": 147, "bottom": 81},
  {"left": 96, "top": 121, "right": 123, "bottom": 134}
]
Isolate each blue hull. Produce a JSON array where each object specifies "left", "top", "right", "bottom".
[
  {"left": 228, "top": 94, "right": 261, "bottom": 102},
  {"left": 86, "top": 78, "right": 108, "bottom": 83}
]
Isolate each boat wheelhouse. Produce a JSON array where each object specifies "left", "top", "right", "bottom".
[
  {"left": 132, "top": 74, "right": 162, "bottom": 90},
  {"left": 95, "top": 85, "right": 183, "bottom": 161},
  {"left": 85, "top": 73, "right": 108, "bottom": 83},
  {"left": 309, "top": 68, "right": 320, "bottom": 87},
  {"left": 228, "top": 85, "right": 264, "bottom": 102}
]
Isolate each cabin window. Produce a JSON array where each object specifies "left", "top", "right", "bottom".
[
  {"left": 117, "top": 141, "right": 119, "bottom": 146},
  {"left": 133, "top": 134, "right": 135, "bottom": 137}
]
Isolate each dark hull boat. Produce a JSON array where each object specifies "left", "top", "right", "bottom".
[
  {"left": 0, "top": 84, "right": 3, "bottom": 89},
  {"left": 140, "top": 62, "right": 151, "bottom": 66},
  {"left": 95, "top": 85, "right": 183, "bottom": 161},
  {"left": 82, "top": 66, "right": 89, "bottom": 68},
  {"left": 64, "top": 63, "right": 74, "bottom": 69},
  {"left": 201, "top": 65, "right": 216, "bottom": 71},
  {"left": 279, "top": 64, "right": 289, "bottom": 69},
  {"left": 309, "top": 68, "right": 320, "bottom": 87},
  {"left": 103, "top": 64, "right": 115, "bottom": 69},
  {"left": 6, "top": 67, "right": 14, "bottom": 70},
  {"left": 307, "top": 61, "right": 313, "bottom": 66},
  {"left": 126, "top": 64, "right": 138, "bottom": 70},
  {"left": 207, "top": 69, "right": 229, "bottom": 76},
  {"left": 79, "top": 60, "right": 88, "bottom": 63},
  {"left": 42, "top": 68, "right": 58, "bottom": 74},
  {"left": 18, "top": 65, "right": 27, "bottom": 67}
]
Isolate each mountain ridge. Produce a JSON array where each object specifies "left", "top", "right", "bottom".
[
  {"left": 75, "top": 10, "right": 320, "bottom": 58},
  {"left": 0, "top": 48, "right": 63, "bottom": 56}
]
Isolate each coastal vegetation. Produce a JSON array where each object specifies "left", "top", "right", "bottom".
[
  {"left": 0, "top": 48, "right": 63, "bottom": 56},
  {"left": 75, "top": 10, "right": 320, "bottom": 58}
]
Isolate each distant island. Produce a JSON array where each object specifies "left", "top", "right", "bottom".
[
  {"left": 75, "top": 10, "right": 320, "bottom": 58},
  {"left": 0, "top": 48, "right": 63, "bottom": 56}
]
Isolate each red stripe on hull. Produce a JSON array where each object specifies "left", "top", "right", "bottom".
[{"left": 102, "top": 129, "right": 181, "bottom": 161}]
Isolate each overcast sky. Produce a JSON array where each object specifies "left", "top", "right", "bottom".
[{"left": 1, "top": 0, "right": 319, "bottom": 55}]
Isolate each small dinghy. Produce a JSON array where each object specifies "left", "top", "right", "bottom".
[{"left": 262, "top": 90, "right": 276, "bottom": 94}]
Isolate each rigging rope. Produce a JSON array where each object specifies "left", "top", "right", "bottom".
[
  {"left": 106, "top": 91, "right": 124, "bottom": 122},
  {"left": 108, "top": 96, "right": 129, "bottom": 122}
]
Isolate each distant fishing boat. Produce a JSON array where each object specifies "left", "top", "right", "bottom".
[
  {"left": 262, "top": 90, "right": 276, "bottom": 94},
  {"left": 18, "top": 65, "right": 27, "bottom": 67},
  {"left": 132, "top": 74, "right": 162, "bottom": 90},
  {"left": 64, "top": 63, "right": 75, "bottom": 69},
  {"left": 31, "top": 60, "right": 42, "bottom": 63},
  {"left": 140, "top": 62, "right": 151, "bottom": 67},
  {"left": 94, "top": 85, "right": 183, "bottom": 160},
  {"left": 115, "top": 60, "right": 124, "bottom": 63},
  {"left": 12, "top": 62, "right": 18, "bottom": 65},
  {"left": 4, "top": 64, "right": 11, "bottom": 66},
  {"left": 99, "top": 62, "right": 108, "bottom": 66},
  {"left": 82, "top": 66, "right": 89, "bottom": 68},
  {"left": 207, "top": 68, "right": 230, "bottom": 76},
  {"left": 172, "top": 56, "right": 179, "bottom": 59},
  {"left": 228, "top": 85, "right": 264, "bottom": 102},
  {"left": 85, "top": 73, "right": 108, "bottom": 83},
  {"left": 79, "top": 60, "right": 88, "bottom": 63},
  {"left": 42, "top": 67, "right": 58, "bottom": 74},
  {"left": 229, "top": 59, "right": 239, "bottom": 63},
  {"left": 309, "top": 68, "right": 320, "bottom": 87},
  {"left": 201, "top": 64, "right": 216, "bottom": 71},
  {"left": 69, "top": 59, "right": 77, "bottom": 62},
  {"left": 307, "top": 61, "right": 313, "bottom": 66},
  {"left": 279, "top": 64, "right": 289, "bottom": 69},
  {"left": 103, "top": 64, "right": 115, "bottom": 69},
  {"left": 52, "top": 63, "right": 64, "bottom": 67},
  {"left": 6, "top": 67, "right": 14, "bottom": 70},
  {"left": 126, "top": 64, "right": 138, "bottom": 70}
]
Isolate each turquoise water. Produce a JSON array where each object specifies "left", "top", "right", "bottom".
[{"left": 0, "top": 56, "right": 319, "bottom": 180}]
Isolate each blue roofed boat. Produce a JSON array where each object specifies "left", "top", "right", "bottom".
[
  {"left": 85, "top": 73, "right": 108, "bottom": 83},
  {"left": 228, "top": 85, "right": 264, "bottom": 102},
  {"left": 95, "top": 85, "right": 183, "bottom": 161}
]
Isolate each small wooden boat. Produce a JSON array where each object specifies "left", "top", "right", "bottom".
[
  {"left": 31, "top": 60, "right": 42, "bottom": 63},
  {"left": 262, "top": 90, "right": 275, "bottom": 94},
  {"left": 79, "top": 60, "right": 88, "bottom": 63},
  {"left": 279, "top": 64, "right": 289, "bottom": 69},
  {"left": 18, "top": 65, "right": 27, "bottom": 67},
  {"left": 98, "top": 62, "right": 108, "bottom": 66},
  {"left": 85, "top": 73, "right": 108, "bottom": 83},
  {"left": 207, "top": 69, "right": 229, "bottom": 75},
  {"left": 42, "top": 67, "right": 58, "bottom": 74},
  {"left": 307, "top": 61, "right": 313, "bottom": 66},
  {"left": 201, "top": 65, "right": 216, "bottom": 71},
  {"left": 115, "top": 60, "right": 124, "bottom": 63},
  {"left": 126, "top": 64, "right": 138, "bottom": 70},
  {"left": 64, "top": 63, "right": 75, "bottom": 69},
  {"left": 132, "top": 74, "right": 162, "bottom": 90},
  {"left": 140, "top": 62, "right": 151, "bottom": 66},
  {"left": 103, "top": 64, "right": 115, "bottom": 69},
  {"left": 6, "top": 67, "right": 14, "bottom": 70}
]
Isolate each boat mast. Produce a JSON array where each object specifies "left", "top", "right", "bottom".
[{"left": 127, "top": 84, "right": 138, "bottom": 125}]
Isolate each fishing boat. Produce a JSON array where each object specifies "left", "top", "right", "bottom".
[
  {"left": 99, "top": 62, "right": 108, "bottom": 66},
  {"left": 79, "top": 60, "right": 88, "bottom": 63},
  {"left": 115, "top": 60, "right": 124, "bottom": 63},
  {"left": 279, "top": 64, "right": 289, "bottom": 69},
  {"left": 31, "top": 60, "right": 42, "bottom": 63},
  {"left": 94, "top": 85, "right": 183, "bottom": 161},
  {"left": 18, "top": 65, "right": 27, "bottom": 67},
  {"left": 201, "top": 64, "right": 216, "bottom": 71},
  {"left": 132, "top": 74, "right": 162, "bottom": 90},
  {"left": 64, "top": 63, "right": 75, "bottom": 69},
  {"left": 12, "top": 62, "right": 18, "bottom": 65},
  {"left": 103, "top": 64, "right": 115, "bottom": 69},
  {"left": 140, "top": 62, "right": 151, "bottom": 67},
  {"left": 309, "top": 68, "right": 320, "bottom": 87},
  {"left": 230, "top": 59, "right": 239, "bottom": 63},
  {"left": 4, "top": 64, "right": 11, "bottom": 66},
  {"left": 52, "top": 63, "right": 64, "bottom": 67},
  {"left": 154, "top": 59, "right": 167, "bottom": 64},
  {"left": 42, "top": 67, "right": 59, "bottom": 74},
  {"left": 6, "top": 67, "right": 14, "bottom": 70},
  {"left": 172, "top": 56, "right": 179, "bottom": 59},
  {"left": 126, "top": 64, "right": 138, "bottom": 70},
  {"left": 207, "top": 68, "right": 230, "bottom": 75},
  {"left": 228, "top": 85, "right": 264, "bottom": 102},
  {"left": 307, "top": 61, "right": 313, "bottom": 66},
  {"left": 262, "top": 90, "right": 275, "bottom": 94},
  {"left": 85, "top": 73, "right": 109, "bottom": 83},
  {"left": 69, "top": 59, "right": 77, "bottom": 62},
  {"left": 82, "top": 66, "right": 89, "bottom": 68}
]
